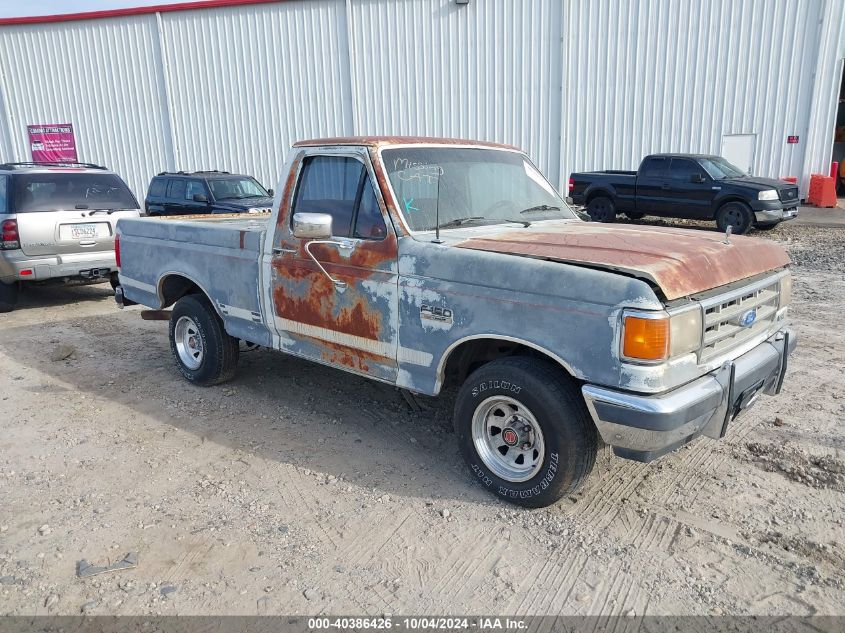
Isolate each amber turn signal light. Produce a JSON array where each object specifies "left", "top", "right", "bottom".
[{"left": 622, "top": 314, "right": 670, "bottom": 361}]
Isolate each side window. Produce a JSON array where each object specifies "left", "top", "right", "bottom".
[
  {"left": 293, "top": 156, "right": 364, "bottom": 237},
  {"left": 148, "top": 178, "right": 166, "bottom": 197},
  {"left": 0, "top": 176, "right": 7, "bottom": 213},
  {"left": 185, "top": 180, "right": 206, "bottom": 200},
  {"left": 640, "top": 157, "right": 667, "bottom": 178},
  {"left": 668, "top": 158, "right": 700, "bottom": 181},
  {"left": 354, "top": 181, "right": 388, "bottom": 240},
  {"left": 167, "top": 179, "right": 186, "bottom": 200}
]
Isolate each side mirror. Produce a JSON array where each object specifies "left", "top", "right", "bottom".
[
  {"left": 690, "top": 173, "right": 706, "bottom": 184},
  {"left": 267, "top": 188, "right": 275, "bottom": 197},
  {"left": 193, "top": 193, "right": 208, "bottom": 203},
  {"left": 292, "top": 212, "right": 333, "bottom": 239}
]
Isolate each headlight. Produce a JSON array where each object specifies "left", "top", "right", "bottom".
[
  {"left": 621, "top": 308, "right": 702, "bottom": 362},
  {"left": 758, "top": 189, "right": 779, "bottom": 201},
  {"left": 779, "top": 273, "right": 792, "bottom": 308}
]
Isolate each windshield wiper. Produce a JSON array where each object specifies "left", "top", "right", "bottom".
[
  {"left": 520, "top": 204, "right": 560, "bottom": 214},
  {"left": 504, "top": 218, "right": 531, "bottom": 227},
  {"left": 87, "top": 209, "right": 115, "bottom": 215},
  {"left": 438, "top": 216, "right": 486, "bottom": 228}
]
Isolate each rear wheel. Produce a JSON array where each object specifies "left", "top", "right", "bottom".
[
  {"left": 587, "top": 196, "right": 616, "bottom": 222},
  {"left": 454, "top": 357, "right": 598, "bottom": 508},
  {"left": 716, "top": 201, "right": 753, "bottom": 235},
  {"left": 0, "top": 281, "right": 19, "bottom": 313},
  {"left": 169, "top": 293, "right": 239, "bottom": 385}
]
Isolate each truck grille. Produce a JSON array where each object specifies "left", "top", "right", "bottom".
[
  {"left": 778, "top": 187, "right": 799, "bottom": 203},
  {"left": 698, "top": 278, "right": 781, "bottom": 363}
]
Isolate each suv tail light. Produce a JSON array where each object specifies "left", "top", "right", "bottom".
[
  {"left": 568, "top": 177, "right": 575, "bottom": 193},
  {"left": 1, "top": 219, "right": 20, "bottom": 250},
  {"left": 114, "top": 233, "right": 121, "bottom": 268}
]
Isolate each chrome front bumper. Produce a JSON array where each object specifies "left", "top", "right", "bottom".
[
  {"left": 582, "top": 329, "right": 796, "bottom": 462},
  {"left": 755, "top": 207, "right": 798, "bottom": 224}
]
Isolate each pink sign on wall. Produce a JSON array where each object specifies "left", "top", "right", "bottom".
[{"left": 27, "top": 124, "right": 78, "bottom": 163}]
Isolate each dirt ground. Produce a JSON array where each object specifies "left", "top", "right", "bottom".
[{"left": 1, "top": 222, "right": 844, "bottom": 617}]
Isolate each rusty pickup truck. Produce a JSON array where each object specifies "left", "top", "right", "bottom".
[{"left": 115, "top": 137, "right": 796, "bottom": 507}]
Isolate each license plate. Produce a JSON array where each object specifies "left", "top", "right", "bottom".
[{"left": 60, "top": 223, "right": 109, "bottom": 240}]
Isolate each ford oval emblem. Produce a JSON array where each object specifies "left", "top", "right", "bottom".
[{"left": 739, "top": 308, "right": 757, "bottom": 328}]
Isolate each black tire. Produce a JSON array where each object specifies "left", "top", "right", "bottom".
[
  {"left": 624, "top": 211, "right": 645, "bottom": 220},
  {"left": 586, "top": 196, "right": 616, "bottom": 222},
  {"left": 169, "top": 293, "right": 239, "bottom": 386},
  {"left": 109, "top": 273, "right": 120, "bottom": 292},
  {"left": 454, "top": 357, "right": 598, "bottom": 508},
  {"left": 0, "top": 281, "right": 19, "bottom": 313},
  {"left": 754, "top": 222, "right": 780, "bottom": 231},
  {"left": 716, "top": 201, "right": 753, "bottom": 235}
]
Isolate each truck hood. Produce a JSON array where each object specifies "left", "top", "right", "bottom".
[
  {"left": 721, "top": 175, "right": 796, "bottom": 192},
  {"left": 454, "top": 222, "right": 790, "bottom": 300}
]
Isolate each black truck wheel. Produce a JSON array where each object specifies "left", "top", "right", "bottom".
[
  {"left": 587, "top": 196, "right": 616, "bottom": 222},
  {"left": 716, "top": 201, "right": 753, "bottom": 235},
  {"left": 454, "top": 357, "right": 598, "bottom": 508},
  {"left": 169, "top": 293, "right": 239, "bottom": 386},
  {"left": 0, "top": 281, "right": 19, "bottom": 313}
]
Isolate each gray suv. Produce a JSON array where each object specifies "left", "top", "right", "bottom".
[{"left": 0, "top": 162, "right": 141, "bottom": 312}]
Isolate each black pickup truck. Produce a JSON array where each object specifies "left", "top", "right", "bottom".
[{"left": 569, "top": 154, "right": 800, "bottom": 234}]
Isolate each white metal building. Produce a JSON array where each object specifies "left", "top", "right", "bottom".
[{"left": 0, "top": 0, "right": 843, "bottom": 200}]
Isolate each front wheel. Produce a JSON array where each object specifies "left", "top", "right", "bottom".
[
  {"left": 454, "top": 357, "right": 598, "bottom": 508},
  {"left": 716, "top": 201, "right": 753, "bottom": 235},
  {"left": 169, "top": 293, "right": 239, "bottom": 386},
  {"left": 587, "top": 196, "right": 616, "bottom": 222},
  {"left": 0, "top": 281, "right": 19, "bottom": 313}
]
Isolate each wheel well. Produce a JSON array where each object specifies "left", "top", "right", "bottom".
[
  {"left": 715, "top": 197, "right": 751, "bottom": 216},
  {"left": 160, "top": 274, "right": 204, "bottom": 308},
  {"left": 585, "top": 189, "right": 612, "bottom": 205},
  {"left": 441, "top": 338, "right": 573, "bottom": 390}
]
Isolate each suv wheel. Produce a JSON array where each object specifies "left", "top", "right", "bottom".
[
  {"left": 0, "top": 281, "right": 19, "bottom": 313},
  {"left": 454, "top": 357, "right": 598, "bottom": 508},
  {"left": 169, "top": 293, "right": 239, "bottom": 386},
  {"left": 716, "top": 201, "right": 753, "bottom": 235},
  {"left": 587, "top": 196, "right": 616, "bottom": 222}
]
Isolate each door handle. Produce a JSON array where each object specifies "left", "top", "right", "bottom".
[
  {"left": 661, "top": 184, "right": 671, "bottom": 190},
  {"left": 272, "top": 246, "right": 297, "bottom": 255},
  {"left": 303, "top": 239, "right": 354, "bottom": 291}
]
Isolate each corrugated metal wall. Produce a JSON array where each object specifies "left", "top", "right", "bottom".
[
  {"left": 559, "top": 0, "right": 826, "bottom": 189},
  {"left": 0, "top": 0, "right": 843, "bottom": 199},
  {"left": 0, "top": 14, "right": 173, "bottom": 198}
]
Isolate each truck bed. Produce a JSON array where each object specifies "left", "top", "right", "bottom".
[{"left": 117, "top": 214, "right": 274, "bottom": 346}]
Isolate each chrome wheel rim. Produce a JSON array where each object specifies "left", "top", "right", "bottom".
[
  {"left": 471, "top": 396, "right": 545, "bottom": 483},
  {"left": 174, "top": 316, "right": 204, "bottom": 370}
]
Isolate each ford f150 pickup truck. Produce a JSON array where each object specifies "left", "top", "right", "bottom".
[
  {"left": 115, "top": 137, "right": 796, "bottom": 507},
  {"left": 569, "top": 154, "right": 800, "bottom": 233}
]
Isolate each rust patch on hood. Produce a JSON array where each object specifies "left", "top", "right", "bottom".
[{"left": 455, "top": 223, "right": 791, "bottom": 300}]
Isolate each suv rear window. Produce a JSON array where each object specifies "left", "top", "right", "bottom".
[
  {"left": 0, "top": 175, "right": 7, "bottom": 213},
  {"left": 148, "top": 178, "right": 166, "bottom": 197},
  {"left": 13, "top": 173, "right": 138, "bottom": 213}
]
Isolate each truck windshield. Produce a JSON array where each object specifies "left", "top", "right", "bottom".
[
  {"left": 208, "top": 177, "right": 269, "bottom": 200},
  {"left": 699, "top": 157, "right": 746, "bottom": 179},
  {"left": 13, "top": 173, "right": 139, "bottom": 213},
  {"left": 381, "top": 148, "right": 575, "bottom": 232}
]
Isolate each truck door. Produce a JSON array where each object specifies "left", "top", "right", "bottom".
[
  {"left": 662, "top": 158, "right": 716, "bottom": 219},
  {"left": 634, "top": 156, "right": 670, "bottom": 215},
  {"left": 269, "top": 149, "right": 399, "bottom": 382}
]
